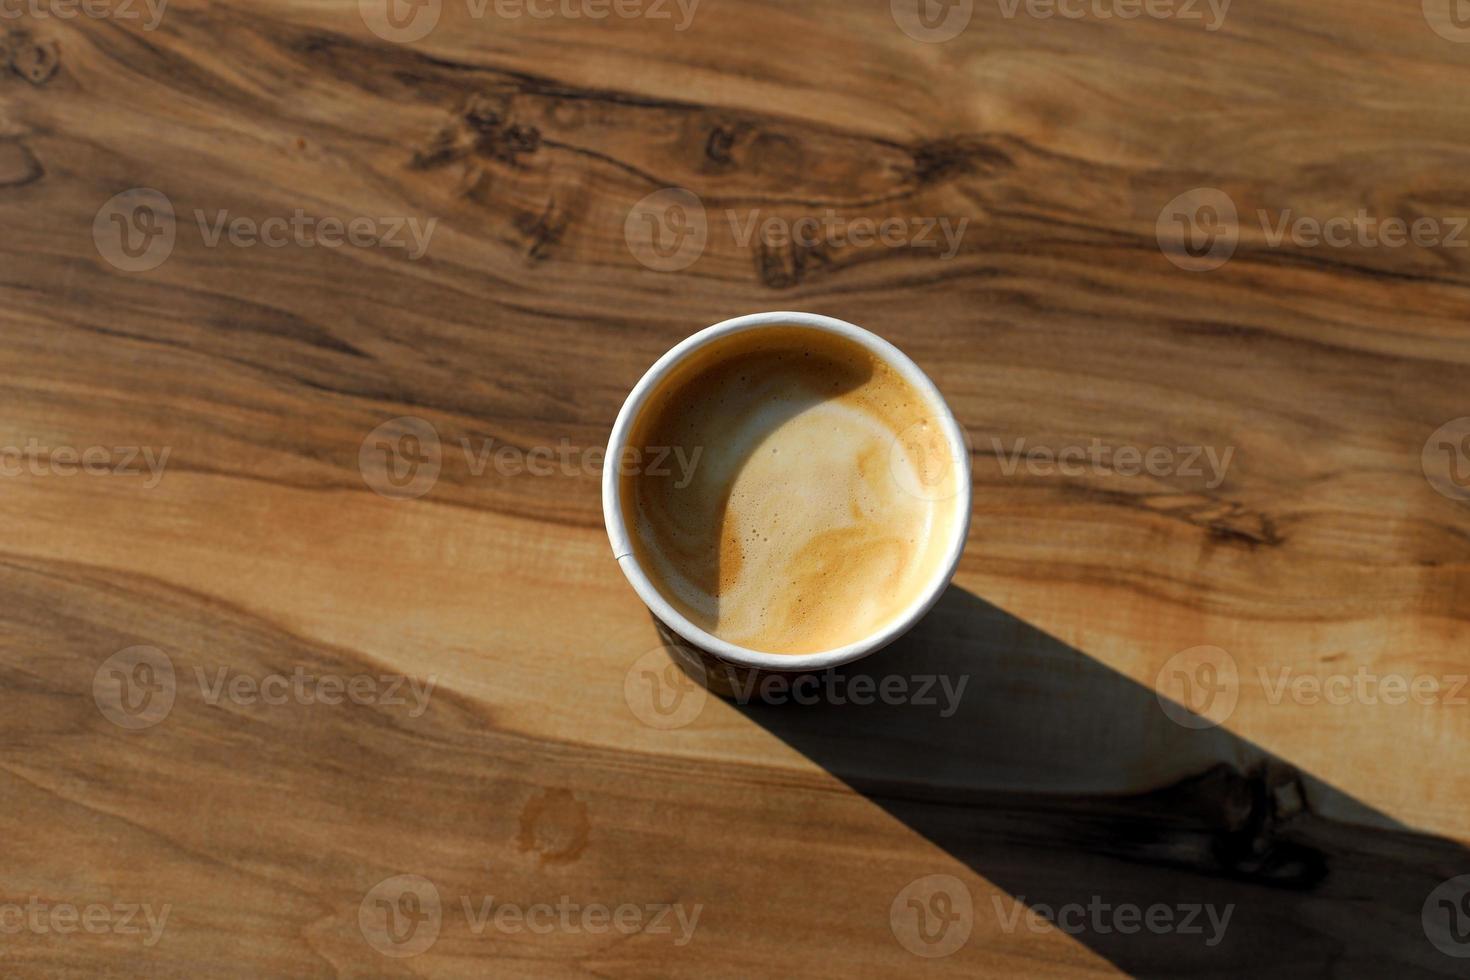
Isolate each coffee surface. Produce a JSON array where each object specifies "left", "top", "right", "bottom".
[{"left": 621, "top": 326, "right": 963, "bottom": 655}]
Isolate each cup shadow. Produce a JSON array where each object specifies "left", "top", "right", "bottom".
[{"left": 654, "top": 586, "right": 1470, "bottom": 976}]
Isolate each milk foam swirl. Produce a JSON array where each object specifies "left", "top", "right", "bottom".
[{"left": 622, "top": 327, "right": 962, "bottom": 655}]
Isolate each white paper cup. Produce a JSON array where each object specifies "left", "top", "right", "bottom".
[{"left": 603, "top": 311, "right": 971, "bottom": 673}]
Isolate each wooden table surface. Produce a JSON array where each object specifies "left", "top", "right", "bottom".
[{"left": 4, "top": 0, "right": 1470, "bottom": 976}]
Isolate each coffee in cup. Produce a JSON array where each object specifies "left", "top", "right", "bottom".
[{"left": 605, "top": 313, "right": 969, "bottom": 664}]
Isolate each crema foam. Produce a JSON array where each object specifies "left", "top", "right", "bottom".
[{"left": 621, "top": 326, "right": 963, "bottom": 655}]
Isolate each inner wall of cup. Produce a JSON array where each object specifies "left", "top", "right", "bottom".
[{"left": 611, "top": 318, "right": 970, "bottom": 664}]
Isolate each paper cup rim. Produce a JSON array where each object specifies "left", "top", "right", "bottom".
[{"left": 602, "top": 311, "right": 971, "bottom": 672}]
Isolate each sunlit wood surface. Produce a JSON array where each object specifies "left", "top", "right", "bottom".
[{"left": 1, "top": 0, "right": 1469, "bottom": 975}]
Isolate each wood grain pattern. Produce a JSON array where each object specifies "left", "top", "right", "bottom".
[{"left": 1, "top": 0, "right": 1469, "bottom": 975}]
